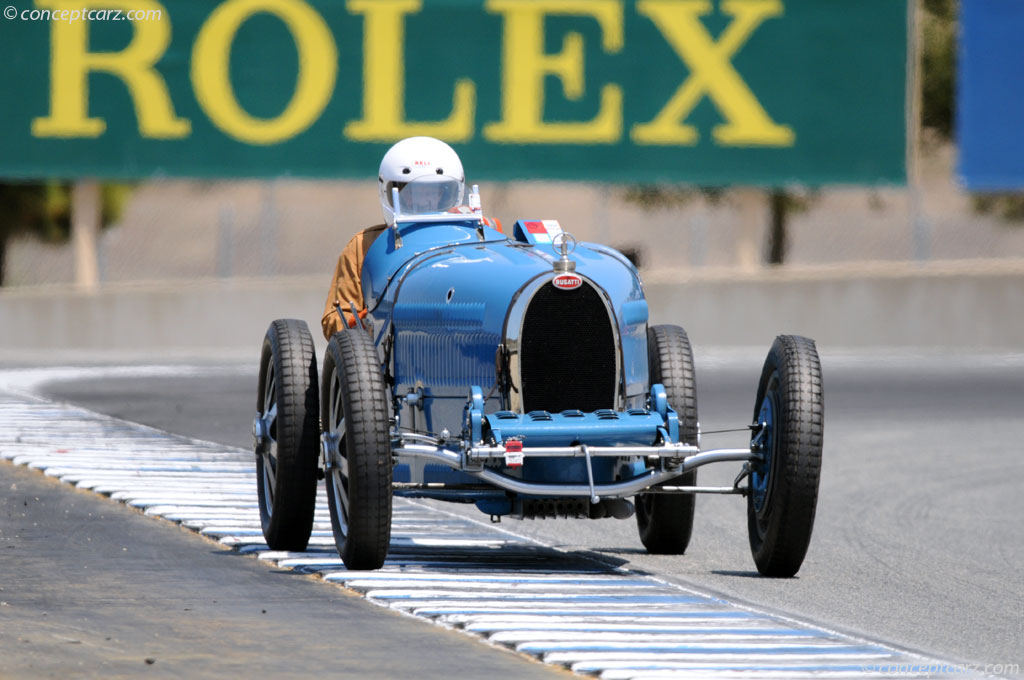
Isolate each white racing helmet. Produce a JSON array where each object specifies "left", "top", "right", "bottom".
[{"left": 378, "top": 136, "right": 465, "bottom": 226}]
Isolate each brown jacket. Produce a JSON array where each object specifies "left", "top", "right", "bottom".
[{"left": 321, "top": 224, "right": 387, "bottom": 339}]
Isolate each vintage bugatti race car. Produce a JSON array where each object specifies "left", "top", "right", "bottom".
[{"left": 253, "top": 182, "right": 823, "bottom": 577}]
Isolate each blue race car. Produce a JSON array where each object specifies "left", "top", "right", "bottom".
[{"left": 253, "top": 182, "right": 824, "bottom": 577}]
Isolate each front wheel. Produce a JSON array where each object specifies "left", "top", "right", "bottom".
[
  {"left": 747, "top": 335, "right": 823, "bottom": 577},
  {"left": 255, "top": 319, "right": 319, "bottom": 552},
  {"left": 636, "top": 324, "right": 699, "bottom": 555},
  {"left": 321, "top": 329, "right": 393, "bottom": 570}
]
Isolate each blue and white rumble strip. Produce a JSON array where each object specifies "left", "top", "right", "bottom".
[{"left": 0, "top": 386, "right": 981, "bottom": 679}]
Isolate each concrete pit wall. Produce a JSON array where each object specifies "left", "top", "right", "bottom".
[{"left": 1, "top": 263, "right": 1022, "bottom": 358}]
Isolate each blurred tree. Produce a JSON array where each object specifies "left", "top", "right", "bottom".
[
  {"left": 622, "top": 185, "right": 726, "bottom": 210},
  {"left": 0, "top": 182, "right": 131, "bottom": 286},
  {"left": 623, "top": 183, "right": 810, "bottom": 266},
  {"left": 921, "top": 0, "right": 956, "bottom": 138},
  {"left": 972, "top": 193, "right": 1024, "bottom": 222},
  {"left": 765, "top": 189, "right": 816, "bottom": 265}
]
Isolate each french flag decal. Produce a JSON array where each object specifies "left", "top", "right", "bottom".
[{"left": 523, "top": 220, "right": 562, "bottom": 244}]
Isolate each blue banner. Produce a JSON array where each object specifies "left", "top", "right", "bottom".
[{"left": 958, "top": 0, "right": 1024, "bottom": 190}]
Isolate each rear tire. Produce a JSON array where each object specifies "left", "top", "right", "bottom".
[
  {"left": 255, "top": 319, "right": 319, "bottom": 552},
  {"left": 321, "top": 329, "right": 393, "bottom": 570},
  {"left": 635, "top": 325, "right": 698, "bottom": 555},
  {"left": 747, "top": 335, "right": 823, "bottom": 577}
]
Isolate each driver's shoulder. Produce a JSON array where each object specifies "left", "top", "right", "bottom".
[{"left": 342, "top": 223, "right": 387, "bottom": 254}]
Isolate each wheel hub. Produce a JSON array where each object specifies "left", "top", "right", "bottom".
[
  {"left": 253, "top": 415, "right": 270, "bottom": 454},
  {"left": 320, "top": 431, "right": 342, "bottom": 470},
  {"left": 751, "top": 391, "right": 775, "bottom": 514}
]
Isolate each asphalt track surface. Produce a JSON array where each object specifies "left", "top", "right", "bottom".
[{"left": 3, "top": 350, "right": 1022, "bottom": 677}]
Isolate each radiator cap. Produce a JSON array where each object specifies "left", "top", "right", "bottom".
[{"left": 552, "top": 232, "right": 577, "bottom": 273}]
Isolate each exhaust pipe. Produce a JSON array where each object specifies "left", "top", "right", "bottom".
[{"left": 589, "top": 498, "right": 635, "bottom": 520}]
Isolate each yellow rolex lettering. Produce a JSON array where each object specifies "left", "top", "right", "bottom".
[
  {"left": 31, "top": 0, "right": 188, "bottom": 139},
  {"left": 191, "top": 0, "right": 337, "bottom": 145},
  {"left": 344, "top": 0, "right": 475, "bottom": 143},
  {"left": 483, "top": 0, "right": 623, "bottom": 144},
  {"left": 632, "top": 0, "right": 793, "bottom": 147}
]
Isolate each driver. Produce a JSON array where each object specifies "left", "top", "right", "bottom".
[{"left": 321, "top": 136, "right": 498, "bottom": 339}]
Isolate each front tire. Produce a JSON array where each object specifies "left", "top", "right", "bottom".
[
  {"left": 321, "top": 329, "right": 393, "bottom": 570},
  {"left": 255, "top": 319, "right": 319, "bottom": 552},
  {"left": 636, "top": 324, "right": 699, "bottom": 555},
  {"left": 747, "top": 335, "right": 823, "bottom": 577}
]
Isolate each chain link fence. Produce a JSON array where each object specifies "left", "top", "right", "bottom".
[{"left": 5, "top": 143, "right": 1024, "bottom": 288}]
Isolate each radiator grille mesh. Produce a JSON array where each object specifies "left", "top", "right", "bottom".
[{"left": 520, "top": 282, "right": 616, "bottom": 413}]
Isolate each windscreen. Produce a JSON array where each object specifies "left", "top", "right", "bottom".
[{"left": 386, "top": 175, "right": 463, "bottom": 215}]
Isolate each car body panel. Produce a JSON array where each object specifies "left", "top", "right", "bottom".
[{"left": 359, "top": 217, "right": 651, "bottom": 490}]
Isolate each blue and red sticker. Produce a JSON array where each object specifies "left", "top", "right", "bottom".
[{"left": 522, "top": 220, "right": 563, "bottom": 244}]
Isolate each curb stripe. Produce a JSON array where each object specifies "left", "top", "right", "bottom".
[{"left": 0, "top": 390, "right": 984, "bottom": 680}]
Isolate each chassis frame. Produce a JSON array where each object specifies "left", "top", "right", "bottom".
[{"left": 305, "top": 383, "right": 770, "bottom": 507}]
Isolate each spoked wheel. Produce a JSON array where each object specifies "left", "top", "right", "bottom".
[
  {"left": 636, "top": 324, "right": 699, "bottom": 554},
  {"left": 254, "top": 319, "right": 319, "bottom": 551},
  {"left": 747, "top": 335, "right": 824, "bottom": 577},
  {"left": 321, "top": 329, "right": 393, "bottom": 570}
]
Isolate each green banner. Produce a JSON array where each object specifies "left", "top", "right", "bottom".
[{"left": 0, "top": 0, "right": 907, "bottom": 184}]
